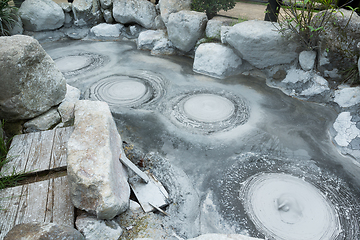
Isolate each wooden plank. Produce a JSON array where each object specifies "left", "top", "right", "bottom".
[
  {"left": 45, "top": 176, "right": 74, "bottom": 226},
  {"left": 2, "top": 127, "right": 73, "bottom": 177},
  {"left": 25, "top": 130, "right": 55, "bottom": 174},
  {"left": 1, "top": 133, "right": 34, "bottom": 176},
  {"left": 0, "top": 177, "right": 75, "bottom": 238},
  {"left": 0, "top": 185, "right": 23, "bottom": 240},
  {"left": 14, "top": 180, "right": 50, "bottom": 225},
  {"left": 50, "top": 127, "right": 74, "bottom": 169}
]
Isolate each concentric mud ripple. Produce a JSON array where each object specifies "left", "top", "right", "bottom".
[
  {"left": 53, "top": 52, "right": 109, "bottom": 78},
  {"left": 87, "top": 71, "right": 166, "bottom": 109},
  {"left": 215, "top": 153, "right": 360, "bottom": 239},
  {"left": 168, "top": 90, "right": 249, "bottom": 134}
]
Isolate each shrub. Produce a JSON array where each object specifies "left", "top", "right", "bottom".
[
  {"left": 191, "top": 0, "right": 236, "bottom": 19},
  {"left": 0, "top": 0, "right": 18, "bottom": 36}
]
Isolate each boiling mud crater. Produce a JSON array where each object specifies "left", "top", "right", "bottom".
[{"left": 44, "top": 40, "right": 360, "bottom": 239}]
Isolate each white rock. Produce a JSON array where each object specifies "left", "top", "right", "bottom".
[
  {"left": 167, "top": 10, "right": 208, "bottom": 52},
  {"left": 158, "top": 0, "right": 191, "bottom": 26},
  {"left": 299, "top": 50, "right": 316, "bottom": 71},
  {"left": 67, "top": 100, "right": 130, "bottom": 219},
  {"left": 206, "top": 19, "right": 223, "bottom": 40},
  {"left": 334, "top": 86, "right": 360, "bottom": 108},
  {"left": 19, "top": 0, "right": 65, "bottom": 31},
  {"left": 193, "top": 43, "right": 242, "bottom": 79},
  {"left": 358, "top": 56, "right": 360, "bottom": 78},
  {"left": 137, "top": 29, "right": 166, "bottom": 50},
  {"left": 188, "top": 233, "right": 263, "bottom": 240},
  {"left": 75, "top": 213, "right": 123, "bottom": 240},
  {"left": 90, "top": 23, "right": 123, "bottom": 37},
  {"left": 23, "top": 108, "right": 61, "bottom": 133},
  {"left": 224, "top": 20, "right": 298, "bottom": 69},
  {"left": 282, "top": 69, "right": 311, "bottom": 84},
  {"left": 0, "top": 35, "right": 66, "bottom": 121},
  {"left": 333, "top": 112, "right": 360, "bottom": 147},
  {"left": 113, "top": 0, "right": 157, "bottom": 29}
]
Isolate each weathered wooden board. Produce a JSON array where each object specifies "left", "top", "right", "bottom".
[
  {"left": 1, "top": 127, "right": 74, "bottom": 177},
  {"left": 0, "top": 176, "right": 74, "bottom": 239}
]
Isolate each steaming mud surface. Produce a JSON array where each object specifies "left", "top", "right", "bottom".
[{"left": 43, "top": 40, "right": 360, "bottom": 239}]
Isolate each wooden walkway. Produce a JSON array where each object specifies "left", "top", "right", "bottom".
[{"left": 0, "top": 127, "right": 74, "bottom": 239}]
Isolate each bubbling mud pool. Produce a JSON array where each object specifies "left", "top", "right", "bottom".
[{"left": 43, "top": 40, "right": 360, "bottom": 239}]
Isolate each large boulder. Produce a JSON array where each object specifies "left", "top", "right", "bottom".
[
  {"left": 224, "top": 20, "right": 298, "bottom": 69},
  {"left": 4, "top": 222, "right": 85, "bottom": 240},
  {"left": 113, "top": 0, "right": 157, "bottom": 29},
  {"left": 193, "top": 43, "right": 243, "bottom": 79},
  {"left": 0, "top": 35, "right": 66, "bottom": 121},
  {"left": 167, "top": 10, "right": 207, "bottom": 52},
  {"left": 72, "top": 0, "right": 103, "bottom": 26},
  {"left": 67, "top": 100, "right": 130, "bottom": 220},
  {"left": 19, "top": 0, "right": 65, "bottom": 31},
  {"left": 158, "top": 0, "right": 191, "bottom": 26}
]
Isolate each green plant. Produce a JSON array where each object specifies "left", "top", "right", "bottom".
[
  {"left": 0, "top": 0, "right": 18, "bottom": 36},
  {"left": 191, "top": 0, "right": 236, "bottom": 19}
]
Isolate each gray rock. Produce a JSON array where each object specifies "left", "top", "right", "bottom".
[
  {"left": 100, "top": 0, "right": 112, "bottom": 9},
  {"left": 67, "top": 100, "right": 130, "bottom": 220},
  {"left": 205, "top": 19, "right": 223, "bottom": 40},
  {"left": 333, "top": 86, "right": 360, "bottom": 108},
  {"left": 58, "top": 84, "right": 81, "bottom": 123},
  {"left": 193, "top": 43, "right": 242, "bottom": 79},
  {"left": 151, "top": 38, "right": 176, "bottom": 55},
  {"left": 58, "top": 101, "right": 75, "bottom": 123},
  {"left": 23, "top": 108, "right": 61, "bottom": 133},
  {"left": 0, "top": 35, "right": 66, "bottom": 121},
  {"left": 4, "top": 222, "right": 85, "bottom": 240},
  {"left": 158, "top": 0, "right": 191, "bottom": 26},
  {"left": 299, "top": 50, "right": 316, "bottom": 71},
  {"left": 90, "top": 23, "right": 123, "bottom": 38},
  {"left": 58, "top": 2, "right": 72, "bottom": 12},
  {"left": 64, "top": 12, "right": 73, "bottom": 27},
  {"left": 113, "top": 0, "right": 157, "bottom": 29},
  {"left": 155, "top": 15, "right": 166, "bottom": 29},
  {"left": 72, "top": 0, "right": 102, "bottom": 26},
  {"left": 167, "top": 10, "right": 207, "bottom": 52},
  {"left": 103, "top": 9, "right": 114, "bottom": 23},
  {"left": 137, "top": 29, "right": 166, "bottom": 50},
  {"left": 220, "top": 25, "right": 231, "bottom": 44},
  {"left": 75, "top": 212, "right": 123, "bottom": 240},
  {"left": 9, "top": 15, "right": 23, "bottom": 35},
  {"left": 19, "top": 0, "right": 65, "bottom": 31},
  {"left": 224, "top": 20, "right": 298, "bottom": 69},
  {"left": 358, "top": 56, "right": 360, "bottom": 78},
  {"left": 188, "top": 234, "right": 263, "bottom": 240}
]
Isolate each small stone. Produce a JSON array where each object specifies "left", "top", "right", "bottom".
[
  {"left": 76, "top": 212, "right": 123, "bottom": 240},
  {"left": 299, "top": 50, "right": 316, "bottom": 71}
]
